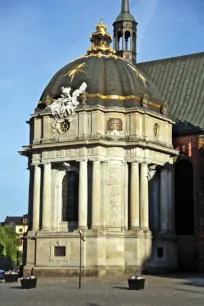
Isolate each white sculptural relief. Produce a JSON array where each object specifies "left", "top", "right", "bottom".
[
  {"left": 48, "top": 82, "right": 87, "bottom": 133},
  {"left": 106, "top": 130, "right": 124, "bottom": 137}
]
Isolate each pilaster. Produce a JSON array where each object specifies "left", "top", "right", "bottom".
[
  {"left": 78, "top": 160, "right": 88, "bottom": 229},
  {"left": 130, "top": 162, "right": 140, "bottom": 229},
  {"left": 42, "top": 163, "right": 52, "bottom": 230},
  {"left": 92, "top": 161, "right": 101, "bottom": 229},
  {"left": 140, "top": 163, "right": 149, "bottom": 229}
]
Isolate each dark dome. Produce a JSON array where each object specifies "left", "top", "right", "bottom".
[
  {"left": 38, "top": 20, "right": 165, "bottom": 113},
  {"left": 39, "top": 55, "right": 164, "bottom": 111}
]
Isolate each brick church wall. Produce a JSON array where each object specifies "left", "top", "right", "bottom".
[{"left": 173, "top": 134, "right": 204, "bottom": 272}]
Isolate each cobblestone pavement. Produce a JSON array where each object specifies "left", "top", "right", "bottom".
[{"left": 0, "top": 274, "right": 204, "bottom": 306}]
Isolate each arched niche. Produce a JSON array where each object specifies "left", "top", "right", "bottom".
[{"left": 175, "top": 158, "right": 194, "bottom": 235}]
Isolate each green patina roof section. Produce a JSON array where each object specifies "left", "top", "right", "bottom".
[
  {"left": 115, "top": 12, "right": 137, "bottom": 23},
  {"left": 137, "top": 52, "right": 204, "bottom": 135}
]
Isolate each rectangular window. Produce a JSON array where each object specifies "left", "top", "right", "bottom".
[
  {"left": 54, "top": 246, "right": 66, "bottom": 257},
  {"left": 157, "top": 247, "right": 163, "bottom": 258},
  {"left": 19, "top": 228, "right": 23, "bottom": 233},
  {"left": 23, "top": 218, "right": 27, "bottom": 224}
]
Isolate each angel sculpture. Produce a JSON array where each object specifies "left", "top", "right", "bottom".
[{"left": 48, "top": 82, "right": 87, "bottom": 120}]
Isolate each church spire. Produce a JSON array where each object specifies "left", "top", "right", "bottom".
[
  {"left": 113, "top": 0, "right": 138, "bottom": 64},
  {"left": 121, "top": 0, "right": 130, "bottom": 13}
]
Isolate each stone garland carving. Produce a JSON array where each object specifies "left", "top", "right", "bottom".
[
  {"left": 109, "top": 186, "right": 120, "bottom": 226},
  {"left": 107, "top": 167, "right": 121, "bottom": 226},
  {"left": 47, "top": 82, "right": 87, "bottom": 134}
]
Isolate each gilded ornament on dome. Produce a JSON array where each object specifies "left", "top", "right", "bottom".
[
  {"left": 127, "top": 63, "right": 147, "bottom": 88},
  {"left": 87, "top": 19, "right": 116, "bottom": 55},
  {"left": 63, "top": 62, "right": 88, "bottom": 82},
  {"left": 108, "top": 118, "right": 123, "bottom": 131}
]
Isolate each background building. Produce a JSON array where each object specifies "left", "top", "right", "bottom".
[{"left": 4, "top": 214, "right": 28, "bottom": 252}]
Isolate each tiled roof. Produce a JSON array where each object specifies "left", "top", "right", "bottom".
[
  {"left": 137, "top": 52, "right": 204, "bottom": 135},
  {"left": 4, "top": 216, "right": 28, "bottom": 226}
]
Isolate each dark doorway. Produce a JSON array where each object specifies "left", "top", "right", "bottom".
[{"left": 175, "top": 159, "right": 194, "bottom": 235}]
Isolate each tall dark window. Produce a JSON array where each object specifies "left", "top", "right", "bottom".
[
  {"left": 62, "top": 171, "right": 79, "bottom": 222},
  {"left": 175, "top": 160, "right": 194, "bottom": 235}
]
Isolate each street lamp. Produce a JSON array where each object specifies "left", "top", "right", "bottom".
[{"left": 78, "top": 230, "right": 85, "bottom": 289}]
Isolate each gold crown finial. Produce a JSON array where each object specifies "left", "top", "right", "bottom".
[
  {"left": 95, "top": 19, "right": 108, "bottom": 34},
  {"left": 87, "top": 19, "right": 116, "bottom": 55}
]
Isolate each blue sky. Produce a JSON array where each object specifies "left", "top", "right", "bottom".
[{"left": 0, "top": 0, "right": 203, "bottom": 221}]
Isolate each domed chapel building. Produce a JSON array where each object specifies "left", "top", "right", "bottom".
[{"left": 20, "top": 0, "right": 204, "bottom": 276}]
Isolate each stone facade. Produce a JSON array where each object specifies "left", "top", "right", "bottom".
[{"left": 22, "top": 104, "right": 178, "bottom": 277}]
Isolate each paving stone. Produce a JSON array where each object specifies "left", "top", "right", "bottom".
[{"left": 0, "top": 274, "right": 204, "bottom": 306}]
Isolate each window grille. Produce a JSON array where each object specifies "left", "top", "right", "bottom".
[{"left": 54, "top": 246, "right": 66, "bottom": 257}]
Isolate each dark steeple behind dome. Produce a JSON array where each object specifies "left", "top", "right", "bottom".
[
  {"left": 121, "top": 0, "right": 130, "bottom": 13},
  {"left": 114, "top": 0, "right": 136, "bottom": 23},
  {"left": 113, "top": 0, "right": 137, "bottom": 64}
]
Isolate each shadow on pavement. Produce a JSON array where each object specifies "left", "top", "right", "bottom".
[
  {"left": 182, "top": 280, "right": 204, "bottom": 288},
  {"left": 10, "top": 286, "right": 22, "bottom": 290},
  {"left": 113, "top": 286, "right": 129, "bottom": 290}
]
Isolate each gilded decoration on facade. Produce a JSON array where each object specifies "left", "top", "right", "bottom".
[{"left": 87, "top": 93, "right": 161, "bottom": 109}]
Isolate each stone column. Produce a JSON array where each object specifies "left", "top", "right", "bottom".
[
  {"left": 42, "top": 163, "right": 52, "bottom": 230},
  {"left": 32, "top": 165, "right": 41, "bottom": 231},
  {"left": 122, "top": 34, "right": 125, "bottom": 50},
  {"left": 78, "top": 160, "right": 88, "bottom": 229},
  {"left": 92, "top": 161, "right": 101, "bottom": 228},
  {"left": 167, "top": 168, "right": 173, "bottom": 231},
  {"left": 140, "top": 163, "right": 149, "bottom": 229},
  {"left": 130, "top": 162, "right": 140, "bottom": 228},
  {"left": 130, "top": 32, "right": 133, "bottom": 51},
  {"left": 160, "top": 167, "right": 168, "bottom": 232},
  {"left": 27, "top": 167, "right": 34, "bottom": 231}
]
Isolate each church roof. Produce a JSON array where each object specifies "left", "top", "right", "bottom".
[{"left": 137, "top": 52, "right": 204, "bottom": 135}]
